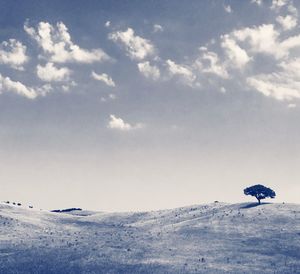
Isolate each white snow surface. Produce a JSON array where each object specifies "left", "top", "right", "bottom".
[{"left": 0, "top": 202, "right": 299, "bottom": 273}]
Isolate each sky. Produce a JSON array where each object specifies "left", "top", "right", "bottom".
[{"left": 0, "top": 0, "right": 300, "bottom": 211}]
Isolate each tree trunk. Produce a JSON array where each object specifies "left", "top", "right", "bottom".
[{"left": 257, "top": 198, "right": 261, "bottom": 204}]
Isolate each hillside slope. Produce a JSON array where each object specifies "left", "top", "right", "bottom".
[{"left": 0, "top": 202, "right": 299, "bottom": 273}]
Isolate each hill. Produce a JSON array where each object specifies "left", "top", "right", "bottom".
[{"left": 0, "top": 202, "right": 299, "bottom": 273}]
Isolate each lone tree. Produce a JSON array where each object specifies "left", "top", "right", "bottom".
[{"left": 244, "top": 184, "right": 276, "bottom": 204}]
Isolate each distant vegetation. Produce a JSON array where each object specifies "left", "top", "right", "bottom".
[
  {"left": 4, "top": 201, "right": 22, "bottom": 206},
  {"left": 51, "top": 208, "right": 82, "bottom": 213},
  {"left": 244, "top": 184, "right": 276, "bottom": 204}
]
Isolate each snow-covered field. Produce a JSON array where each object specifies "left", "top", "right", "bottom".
[{"left": 0, "top": 202, "right": 299, "bottom": 273}]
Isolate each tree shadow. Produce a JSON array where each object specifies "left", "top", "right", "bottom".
[{"left": 240, "top": 202, "right": 271, "bottom": 209}]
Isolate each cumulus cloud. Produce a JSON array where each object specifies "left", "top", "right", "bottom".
[
  {"left": 247, "top": 74, "right": 300, "bottom": 101},
  {"left": 101, "top": 93, "right": 117, "bottom": 102},
  {"left": 218, "top": 21, "right": 300, "bottom": 101},
  {"left": 271, "top": 0, "right": 290, "bottom": 10},
  {"left": 287, "top": 3, "right": 298, "bottom": 15},
  {"left": 220, "top": 86, "right": 226, "bottom": 93},
  {"left": 0, "top": 39, "right": 28, "bottom": 70},
  {"left": 276, "top": 14, "right": 297, "bottom": 30},
  {"left": 62, "top": 85, "right": 69, "bottom": 92},
  {"left": 240, "top": 1, "right": 300, "bottom": 102},
  {"left": 109, "top": 93, "right": 116, "bottom": 100},
  {"left": 215, "top": 13, "right": 300, "bottom": 101},
  {"left": 185, "top": 7, "right": 298, "bottom": 102},
  {"left": 194, "top": 47, "right": 228, "bottom": 78},
  {"left": 0, "top": 74, "right": 51, "bottom": 99},
  {"left": 246, "top": 58, "right": 300, "bottom": 101},
  {"left": 221, "top": 34, "right": 251, "bottom": 68},
  {"left": 108, "top": 114, "right": 144, "bottom": 131},
  {"left": 153, "top": 24, "right": 163, "bottom": 33},
  {"left": 61, "top": 80, "right": 77, "bottom": 92},
  {"left": 166, "top": 59, "right": 196, "bottom": 86},
  {"left": 91, "top": 71, "right": 115, "bottom": 87},
  {"left": 108, "top": 28, "right": 155, "bottom": 60},
  {"left": 37, "top": 62, "right": 71, "bottom": 82},
  {"left": 279, "top": 33, "right": 300, "bottom": 56},
  {"left": 224, "top": 5, "right": 232, "bottom": 13},
  {"left": 221, "top": 23, "right": 300, "bottom": 64},
  {"left": 251, "top": 0, "right": 263, "bottom": 5},
  {"left": 24, "top": 21, "right": 109, "bottom": 63},
  {"left": 232, "top": 24, "right": 281, "bottom": 58},
  {"left": 138, "top": 61, "right": 160, "bottom": 80}
]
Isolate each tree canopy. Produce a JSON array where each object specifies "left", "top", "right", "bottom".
[{"left": 244, "top": 184, "right": 276, "bottom": 204}]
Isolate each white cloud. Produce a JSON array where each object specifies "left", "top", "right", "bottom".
[
  {"left": 108, "top": 28, "right": 155, "bottom": 60},
  {"left": 228, "top": 18, "right": 300, "bottom": 102},
  {"left": 288, "top": 103, "right": 296, "bottom": 108},
  {"left": 208, "top": 17, "right": 300, "bottom": 102},
  {"left": 279, "top": 57, "right": 300, "bottom": 75},
  {"left": 224, "top": 5, "right": 232, "bottom": 13},
  {"left": 138, "top": 61, "right": 160, "bottom": 80},
  {"left": 62, "top": 85, "right": 69, "bottom": 92},
  {"left": 37, "top": 62, "right": 71, "bottom": 82},
  {"left": 232, "top": 24, "right": 281, "bottom": 58},
  {"left": 0, "top": 74, "right": 51, "bottom": 99},
  {"left": 156, "top": 9, "right": 298, "bottom": 101},
  {"left": 108, "top": 114, "right": 143, "bottom": 131},
  {"left": 91, "top": 71, "right": 115, "bottom": 87},
  {"left": 222, "top": 23, "right": 300, "bottom": 63},
  {"left": 220, "top": 86, "right": 226, "bottom": 93},
  {"left": 221, "top": 34, "right": 251, "bottom": 68},
  {"left": 271, "top": 0, "right": 290, "bottom": 10},
  {"left": 105, "top": 21, "right": 111, "bottom": 27},
  {"left": 279, "top": 33, "right": 300, "bottom": 56},
  {"left": 100, "top": 94, "right": 117, "bottom": 102},
  {"left": 25, "top": 21, "right": 109, "bottom": 63},
  {"left": 153, "top": 24, "right": 163, "bottom": 33},
  {"left": 276, "top": 15, "right": 297, "bottom": 30},
  {"left": 166, "top": 59, "right": 196, "bottom": 86},
  {"left": 246, "top": 58, "right": 300, "bottom": 101},
  {"left": 38, "top": 84, "right": 52, "bottom": 95},
  {"left": 109, "top": 93, "right": 116, "bottom": 100},
  {"left": 287, "top": 4, "right": 298, "bottom": 16},
  {"left": 251, "top": 0, "right": 263, "bottom": 5},
  {"left": 61, "top": 80, "right": 77, "bottom": 92},
  {"left": 0, "top": 39, "right": 28, "bottom": 70},
  {"left": 194, "top": 47, "right": 228, "bottom": 78}
]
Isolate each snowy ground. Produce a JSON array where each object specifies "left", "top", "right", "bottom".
[{"left": 0, "top": 202, "right": 299, "bottom": 273}]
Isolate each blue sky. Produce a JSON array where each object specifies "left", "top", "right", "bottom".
[{"left": 0, "top": 0, "right": 299, "bottom": 211}]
